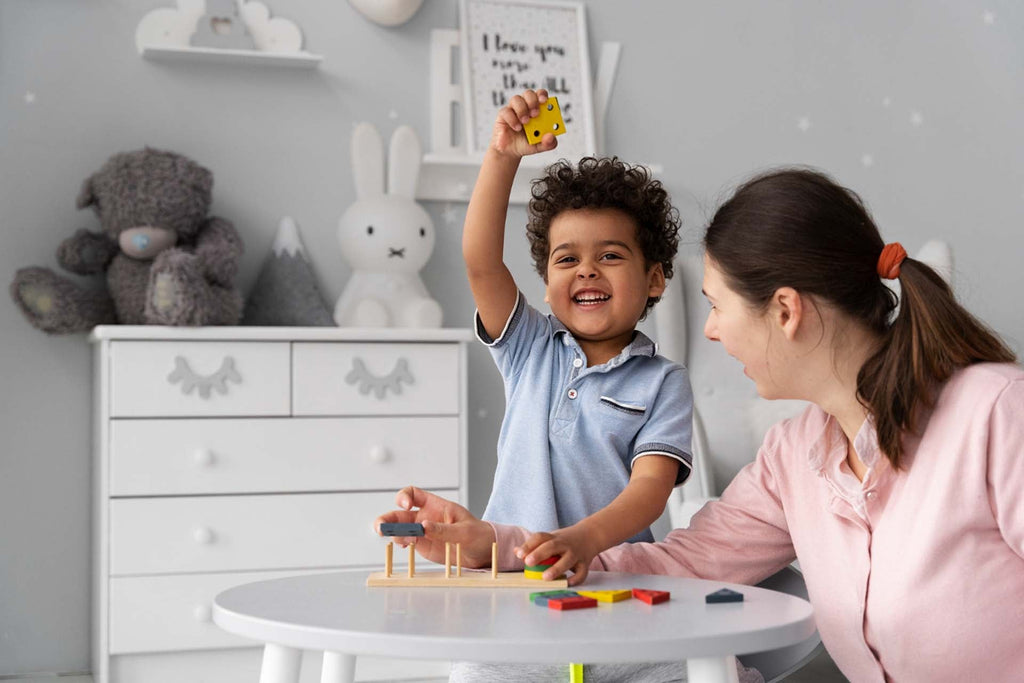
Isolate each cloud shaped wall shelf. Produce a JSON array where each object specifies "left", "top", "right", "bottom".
[{"left": 136, "top": 0, "right": 323, "bottom": 68}]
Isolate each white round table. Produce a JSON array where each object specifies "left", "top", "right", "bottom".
[{"left": 213, "top": 569, "right": 815, "bottom": 683}]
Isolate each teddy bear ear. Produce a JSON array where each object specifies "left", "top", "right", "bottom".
[{"left": 75, "top": 175, "right": 97, "bottom": 209}]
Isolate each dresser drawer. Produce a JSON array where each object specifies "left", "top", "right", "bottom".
[
  {"left": 109, "top": 569, "right": 325, "bottom": 654},
  {"left": 109, "top": 341, "right": 291, "bottom": 417},
  {"left": 109, "top": 490, "right": 461, "bottom": 575},
  {"left": 109, "top": 417, "right": 460, "bottom": 496},
  {"left": 293, "top": 343, "right": 460, "bottom": 415}
]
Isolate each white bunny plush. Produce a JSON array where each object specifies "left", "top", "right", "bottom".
[{"left": 334, "top": 123, "right": 443, "bottom": 328}]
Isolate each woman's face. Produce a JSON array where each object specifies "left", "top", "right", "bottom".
[{"left": 702, "top": 254, "right": 787, "bottom": 399}]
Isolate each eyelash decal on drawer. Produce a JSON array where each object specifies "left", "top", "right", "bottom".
[
  {"left": 599, "top": 396, "right": 646, "bottom": 415},
  {"left": 345, "top": 357, "right": 414, "bottom": 399},
  {"left": 167, "top": 356, "right": 242, "bottom": 398}
]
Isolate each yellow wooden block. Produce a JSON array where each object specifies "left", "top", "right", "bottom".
[
  {"left": 570, "top": 663, "right": 584, "bottom": 683},
  {"left": 577, "top": 589, "right": 632, "bottom": 603},
  {"left": 524, "top": 97, "right": 567, "bottom": 143},
  {"left": 524, "top": 569, "right": 546, "bottom": 580}
]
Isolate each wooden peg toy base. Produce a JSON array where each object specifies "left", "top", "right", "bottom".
[
  {"left": 367, "top": 540, "right": 568, "bottom": 588},
  {"left": 366, "top": 570, "right": 568, "bottom": 588}
]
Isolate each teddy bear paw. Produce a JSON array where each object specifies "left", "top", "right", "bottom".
[
  {"left": 11, "top": 268, "right": 61, "bottom": 325},
  {"left": 9, "top": 266, "right": 112, "bottom": 334},
  {"left": 146, "top": 251, "right": 208, "bottom": 326}
]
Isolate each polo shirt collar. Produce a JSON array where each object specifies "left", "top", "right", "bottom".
[{"left": 549, "top": 316, "right": 658, "bottom": 360}]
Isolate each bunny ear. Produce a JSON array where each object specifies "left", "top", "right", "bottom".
[
  {"left": 387, "top": 125, "right": 422, "bottom": 199},
  {"left": 351, "top": 122, "right": 385, "bottom": 198}
]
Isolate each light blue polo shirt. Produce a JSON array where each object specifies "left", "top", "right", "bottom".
[{"left": 478, "top": 293, "right": 693, "bottom": 543}]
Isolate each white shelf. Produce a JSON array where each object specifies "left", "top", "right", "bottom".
[
  {"left": 140, "top": 45, "right": 322, "bottom": 68},
  {"left": 417, "top": 153, "right": 549, "bottom": 204},
  {"left": 416, "top": 153, "right": 663, "bottom": 205}
]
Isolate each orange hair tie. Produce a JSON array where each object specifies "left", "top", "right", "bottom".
[{"left": 877, "top": 242, "right": 907, "bottom": 280}]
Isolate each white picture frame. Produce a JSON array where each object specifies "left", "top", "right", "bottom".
[{"left": 458, "top": 0, "right": 597, "bottom": 160}]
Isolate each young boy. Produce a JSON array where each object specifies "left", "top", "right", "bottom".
[{"left": 464, "top": 88, "right": 694, "bottom": 579}]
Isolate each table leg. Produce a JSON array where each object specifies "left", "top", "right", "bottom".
[
  {"left": 259, "top": 642, "right": 302, "bottom": 683},
  {"left": 686, "top": 655, "right": 740, "bottom": 683},
  {"left": 321, "top": 651, "right": 356, "bottom": 683}
]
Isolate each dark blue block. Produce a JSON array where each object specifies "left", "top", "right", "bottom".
[
  {"left": 380, "top": 522, "right": 425, "bottom": 537},
  {"left": 706, "top": 588, "right": 744, "bottom": 604}
]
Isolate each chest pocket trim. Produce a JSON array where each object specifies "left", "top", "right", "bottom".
[{"left": 599, "top": 396, "right": 646, "bottom": 415}]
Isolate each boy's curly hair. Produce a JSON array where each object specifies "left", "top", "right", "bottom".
[{"left": 526, "top": 157, "right": 681, "bottom": 317}]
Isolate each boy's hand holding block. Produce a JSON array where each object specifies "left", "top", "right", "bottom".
[{"left": 523, "top": 97, "right": 567, "bottom": 143}]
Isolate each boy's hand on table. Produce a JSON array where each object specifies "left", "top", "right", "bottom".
[
  {"left": 374, "top": 486, "right": 496, "bottom": 568},
  {"left": 490, "top": 88, "right": 558, "bottom": 159},
  {"left": 516, "top": 526, "right": 599, "bottom": 587}
]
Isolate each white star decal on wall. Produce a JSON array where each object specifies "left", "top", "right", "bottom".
[
  {"left": 909, "top": 111, "right": 923, "bottom": 126},
  {"left": 797, "top": 116, "right": 811, "bottom": 132},
  {"left": 983, "top": 10, "right": 995, "bottom": 25},
  {"left": 882, "top": 97, "right": 892, "bottom": 108},
  {"left": 388, "top": 109, "right": 399, "bottom": 120},
  {"left": 441, "top": 203, "right": 460, "bottom": 226},
  {"left": 24, "top": 91, "right": 36, "bottom": 104},
  {"left": 861, "top": 154, "right": 875, "bottom": 168}
]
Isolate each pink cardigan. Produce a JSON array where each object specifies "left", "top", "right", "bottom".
[{"left": 492, "top": 363, "right": 1024, "bottom": 682}]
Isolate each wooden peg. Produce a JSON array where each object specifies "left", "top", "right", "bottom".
[
  {"left": 456, "top": 543, "right": 462, "bottom": 577},
  {"left": 491, "top": 542, "right": 498, "bottom": 579},
  {"left": 445, "top": 542, "right": 451, "bottom": 578},
  {"left": 408, "top": 542, "right": 415, "bottom": 578},
  {"left": 385, "top": 542, "right": 393, "bottom": 578}
]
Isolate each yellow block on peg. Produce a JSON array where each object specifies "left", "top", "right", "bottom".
[{"left": 524, "top": 97, "right": 567, "bottom": 143}]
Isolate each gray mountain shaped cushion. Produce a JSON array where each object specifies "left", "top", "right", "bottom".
[{"left": 243, "top": 250, "right": 333, "bottom": 326}]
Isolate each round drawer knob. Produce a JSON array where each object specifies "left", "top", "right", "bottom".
[
  {"left": 193, "top": 604, "right": 213, "bottom": 622},
  {"left": 193, "top": 449, "right": 215, "bottom": 467},
  {"left": 369, "top": 445, "right": 390, "bottom": 464},
  {"left": 193, "top": 527, "right": 215, "bottom": 545}
]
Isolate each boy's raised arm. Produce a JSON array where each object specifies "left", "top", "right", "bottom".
[{"left": 463, "top": 89, "right": 557, "bottom": 340}]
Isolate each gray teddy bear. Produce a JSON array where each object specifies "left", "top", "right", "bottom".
[{"left": 10, "top": 147, "right": 244, "bottom": 334}]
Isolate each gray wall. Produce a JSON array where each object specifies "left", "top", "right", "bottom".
[{"left": 2, "top": 0, "right": 1021, "bottom": 674}]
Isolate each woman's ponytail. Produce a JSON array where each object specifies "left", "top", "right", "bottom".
[{"left": 857, "top": 257, "right": 1016, "bottom": 466}]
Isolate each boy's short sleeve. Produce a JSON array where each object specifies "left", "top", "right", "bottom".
[
  {"left": 631, "top": 365, "right": 694, "bottom": 486},
  {"left": 474, "top": 291, "right": 551, "bottom": 379}
]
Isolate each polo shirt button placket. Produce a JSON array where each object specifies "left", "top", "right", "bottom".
[
  {"left": 567, "top": 388, "right": 578, "bottom": 400},
  {"left": 572, "top": 357, "right": 583, "bottom": 368}
]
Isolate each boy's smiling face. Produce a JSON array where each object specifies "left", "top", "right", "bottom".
[{"left": 544, "top": 208, "right": 665, "bottom": 363}]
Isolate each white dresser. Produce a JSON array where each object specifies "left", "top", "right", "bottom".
[{"left": 89, "top": 326, "right": 473, "bottom": 683}]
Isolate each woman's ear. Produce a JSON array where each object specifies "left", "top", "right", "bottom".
[{"left": 771, "top": 287, "right": 803, "bottom": 340}]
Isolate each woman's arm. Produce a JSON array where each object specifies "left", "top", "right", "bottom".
[
  {"left": 987, "top": 376, "right": 1024, "bottom": 558},
  {"left": 590, "top": 449, "right": 797, "bottom": 586}
]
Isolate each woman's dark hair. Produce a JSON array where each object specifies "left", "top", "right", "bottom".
[
  {"left": 704, "top": 167, "right": 1016, "bottom": 467},
  {"left": 527, "top": 157, "right": 680, "bottom": 319}
]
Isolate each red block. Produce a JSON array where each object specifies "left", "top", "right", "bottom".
[
  {"left": 632, "top": 588, "right": 670, "bottom": 605},
  {"left": 549, "top": 595, "right": 598, "bottom": 611}
]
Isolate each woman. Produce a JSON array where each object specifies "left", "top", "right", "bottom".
[{"left": 377, "top": 167, "right": 1023, "bottom": 682}]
